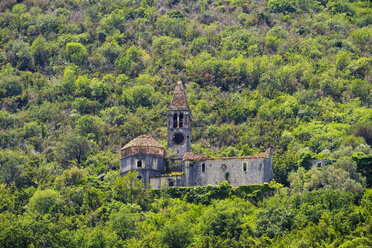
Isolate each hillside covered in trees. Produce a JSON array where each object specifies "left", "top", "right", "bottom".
[{"left": 0, "top": 0, "right": 371, "bottom": 247}]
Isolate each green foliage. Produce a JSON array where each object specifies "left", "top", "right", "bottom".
[
  {"left": 0, "top": 0, "right": 371, "bottom": 246},
  {"left": 59, "top": 167, "right": 87, "bottom": 187},
  {"left": 115, "top": 45, "right": 145, "bottom": 77},
  {"left": 0, "top": 150, "right": 24, "bottom": 186},
  {"left": 289, "top": 157, "right": 366, "bottom": 195},
  {"left": 76, "top": 115, "right": 105, "bottom": 142},
  {"left": 31, "top": 36, "right": 48, "bottom": 66},
  {"left": 56, "top": 134, "right": 92, "bottom": 165},
  {"left": 109, "top": 203, "right": 141, "bottom": 239},
  {"left": 200, "top": 199, "right": 244, "bottom": 239},
  {"left": 113, "top": 171, "right": 147, "bottom": 205},
  {"left": 66, "top": 42, "right": 88, "bottom": 65},
  {"left": 122, "top": 84, "right": 157, "bottom": 110},
  {"left": 158, "top": 221, "right": 193, "bottom": 248},
  {"left": 268, "top": 0, "right": 296, "bottom": 13},
  {"left": 28, "top": 189, "right": 61, "bottom": 215}
]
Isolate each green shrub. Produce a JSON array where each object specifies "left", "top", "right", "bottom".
[{"left": 66, "top": 42, "right": 88, "bottom": 65}]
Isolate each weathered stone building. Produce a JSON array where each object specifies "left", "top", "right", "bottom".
[
  {"left": 120, "top": 81, "right": 273, "bottom": 188},
  {"left": 167, "top": 81, "right": 192, "bottom": 159},
  {"left": 120, "top": 135, "right": 167, "bottom": 186}
]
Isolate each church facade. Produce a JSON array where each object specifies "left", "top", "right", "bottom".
[{"left": 120, "top": 81, "right": 273, "bottom": 188}]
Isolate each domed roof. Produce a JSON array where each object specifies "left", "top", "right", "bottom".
[{"left": 120, "top": 135, "right": 166, "bottom": 159}]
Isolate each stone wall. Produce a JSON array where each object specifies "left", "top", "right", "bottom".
[
  {"left": 310, "top": 159, "right": 328, "bottom": 168},
  {"left": 149, "top": 174, "right": 184, "bottom": 188},
  {"left": 121, "top": 152, "right": 273, "bottom": 189},
  {"left": 120, "top": 154, "right": 166, "bottom": 187},
  {"left": 167, "top": 110, "right": 191, "bottom": 159},
  {"left": 182, "top": 156, "right": 273, "bottom": 187}
]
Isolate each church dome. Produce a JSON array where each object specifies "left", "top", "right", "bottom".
[{"left": 120, "top": 135, "right": 166, "bottom": 159}]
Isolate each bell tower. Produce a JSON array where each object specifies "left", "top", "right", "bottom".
[{"left": 167, "top": 81, "right": 191, "bottom": 159}]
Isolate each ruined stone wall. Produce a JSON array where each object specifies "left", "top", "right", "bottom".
[
  {"left": 183, "top": 157, "right": 273, "bottom": 187},
  {"left": 120, "top": 154, "right": 166, "bottom": 187},
  {"left": 149, "top": 174, "right": 184, "bottom": 189},
  {"left": 310, "top": 159, "right": 328, "bottom": 168},
  {"left": 167, "top": 111, "right": 191, "bottom": 159}
]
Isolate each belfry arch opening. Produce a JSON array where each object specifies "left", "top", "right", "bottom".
[
  {"left": 179, "top": 113, "right": 183, "bottom": 127},
  {"left": 173, "top": 113, "right": 177, "bottom": 128}
]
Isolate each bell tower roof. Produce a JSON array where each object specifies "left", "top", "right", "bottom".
[{"left": 169, "top": 81, "right": 189, "bottom": 111}]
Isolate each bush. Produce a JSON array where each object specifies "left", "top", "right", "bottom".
[
  {"left": 158, "top": 221, "right": 193, "bottom": 248},
  {"left": 28, "top": 189, "right": 61, "bottom": 214},
  {"left": 268, "top": 0, "right": 296, "bottom": 13},
  {"left": 66, "top": 42, "right": 88, "bottom": 65},
  {"left": 109, "top": 204, "right": 141, "bottom": 239},
  {"left": 200, "top": 199, "right": 244, "bottom": 239}
]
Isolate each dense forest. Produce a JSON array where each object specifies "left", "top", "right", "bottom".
[{"left": 0, "top": 0, "right": 371, "bottom": 247}]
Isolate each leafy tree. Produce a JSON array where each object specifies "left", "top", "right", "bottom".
[
  {"left": 256, "top": 192, "right": 294, "bottom": 238},
  {"left": 91, "top": 78, "right": 109, "bottom": 102},
  {"left": 7, "top": 40, "right": 33, "bottom": 70},
  {"left": 76, "top": 115, "right": 105, "bottom": 142},
  {"left": 0, "top": 153, "right": 24, "bottom": 186},
  {"left": 268, "top": 0, "right": 296, "bottom": 13},
  {"left": 59, "top": 167, "right": 87, "bottom": 187},
  {"left": 0, "top": 68, "right": 22, "bottom": 98},
  {"left": 158, "top": 221, "right": 193, "bottom": 248},
  {"left": 122, "top": 84, "right": 156, "bottom": 110},
  {"left": 152, "top": 36, "right": 183, "bottom": 70},
  {"left": 83, "top": 186, "right": 103, "bottom": 211},
  {"left": 157, "top": 13, "right": 187, "bottom": 38},
  {"left": 86, "top": 228, "right": 121, "bottom": 248},
  {"left": 28, "top": 189, "right": 61, "bottom": 215},
  {"left": 74, "top": 75, "right": 92, "bottom": 97},
  {"left": 98, "top": 40, "right": 122, "bottom": 66},
  {"left": 36, "top": 14, "right": 58, "bottom": 34},
  {"left": 66, "top": 42, "right": 88, "bottom": 65},
  {"left": 72, "top": 97, "right": 99, "bottom": 114},
  {"left": 289, "top": 157, "right": 366, "bottom": 195},
  {"left": 109, "top": 203, "right": 141, "bottom": 239},
  {"left": 115, "top": 45, "right": 145, "bottom": 77},
  {"left": 112, "top": 171, "right": 146, "bottom": 205},
  {"left": 56, "top": 134, "right": 92, "bottom": 165},
  {"left": 200, "top": 199, "right": 244, "bottom": 239},
  {"left": 31, "top": 35, "right": 48, "bottom": 66}
]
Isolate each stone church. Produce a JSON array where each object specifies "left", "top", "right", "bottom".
[{"left": 120, "top": 81, "right": 273, "bottom": 188}]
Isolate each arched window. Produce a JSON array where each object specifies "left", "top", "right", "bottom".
[
  {"left": 243, "top": 162, "right": 247, "bottom": 172},
  {"left": 137, "top": 160, "right": 142, "bottom": 168},
  {"left": 201, "top": 163, "right": 206, "bottom": 172},
  {"left": 173, "top": 113, "right": 178, "bottom": 128},
  {"left": 169, "top": 181, "right": 174, "bottom": 186},
  {"left": 179, "top": 113, "right": 183, "bottom": 127}
]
